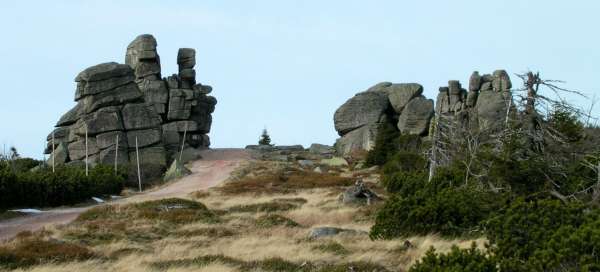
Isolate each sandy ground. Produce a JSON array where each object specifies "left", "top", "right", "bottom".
[{"left": 0, "top": 148, "right": 250, "bottom": 241}]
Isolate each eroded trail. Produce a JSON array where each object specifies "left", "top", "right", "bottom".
[{"left": 0, "top": 148, "right": 250, "bottom": 241}]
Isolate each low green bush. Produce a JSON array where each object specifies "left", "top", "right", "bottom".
[
  {"left": 0, "top": 163, "right": 125, "bottom": 209},
  {"left": 485, "top": 198, "right": 600, "bottom": 271},
  {"left": 370, "top": 185, "right": 500, "bottom": 239},
  {"left": 409, "top": 245, "right": 497, "bottom": 272}
]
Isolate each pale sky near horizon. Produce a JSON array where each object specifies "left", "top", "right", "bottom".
[{"left": 1, "top": 0, "right": 599, "bottom": 158}]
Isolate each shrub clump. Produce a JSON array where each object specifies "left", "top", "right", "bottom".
[
  {"left": 0, "top": 164, "right": 125, "bottom": 209},
  {"left": 0, "top": 232, "right": 96, "bottom": 269},
  {"left": 409, "top": 245, "right": 497, "bottom": 272},
  {"left": 486, "top": 198, "right": 600, "bottom": 271},
  {"left": 256, "top": 214, "right": 301, "bottom": 228}
]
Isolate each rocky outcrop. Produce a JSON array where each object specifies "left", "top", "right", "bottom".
[
  {"left": 45, "top": 34, "right": 216, "bottom": 182},
  {"left": 333, "top": 83, "right": 434, "bottom": 156},
  {"left": 334, "top": 69, "right": 514, "bottom": 157},
  {"left": 436, "top": 70, "right": 513, "bottom": 130}
]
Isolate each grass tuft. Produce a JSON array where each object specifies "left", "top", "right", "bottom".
[
  {"left": 256, "top": 214, "right": 301, "bottom": 228},
  {"left": 0, "top": 232, "right": 96, "bottom": 269}
]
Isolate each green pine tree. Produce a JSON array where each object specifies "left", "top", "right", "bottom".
[{"left": 258, "top": 129, "right": 272, "bottom": 146}]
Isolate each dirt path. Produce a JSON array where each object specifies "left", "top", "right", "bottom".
[{"left": 0, "top": 148, "right": 250, "bottom": 241}]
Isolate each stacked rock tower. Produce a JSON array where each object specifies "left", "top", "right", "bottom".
[
  {"left": 333, "top": 69, "right": 514, "bottom": 157},
  {"left": 45, "top": 34, "right": 217, "bottom": 181}
]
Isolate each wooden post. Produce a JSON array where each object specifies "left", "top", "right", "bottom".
[
  {"left": 51, "top": 131, "right": 55, "bottom": 173},
  {"left": 85, "top": 125, "right": 88, "bottom": 176},
  {"left": 114, "top": 134, "right": 119, "bottom": 175},
  {"left": 135, "top": 136, "right": 141, "bottom": 192},
  {"left": 179, "top": 123, "right": 188, "bottom": 164}
]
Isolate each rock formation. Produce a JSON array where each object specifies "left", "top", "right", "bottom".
[
  {"left": 436, "top": 70, "right": 513, "bottom": 130},
  {"left": 333, "top": 69, "right": 514, "bottom": 157},
  {"left": 45, "top": 34, "right": 216, "bottom": 182},
  {"left": 333, "top": 83, "right": 434, "bottom": 156}
]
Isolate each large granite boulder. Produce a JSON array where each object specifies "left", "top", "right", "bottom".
[
  {"left": 122, "top": 103, "right": 162, "bottom": 130},
  {"left": 334, "top": 91, "right": 389, "bottom": 136},
  {"left": 475, "top": 90, "right": 510, "bottom": 129},
  {"left": 397, "top": 96, "right": 434, "bottom": 135},
  {"left": 335, "top": 123, "right": 380, "bottom": 156},
  {"left": 384, "top": 83, "right": 423, "bottom": 113}
]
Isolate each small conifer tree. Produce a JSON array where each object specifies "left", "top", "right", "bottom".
[{"left": 258, "top": 128, "right": 272, "bottom": 146}]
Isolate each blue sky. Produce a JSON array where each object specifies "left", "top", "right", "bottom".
[{"left": 1, "top": 0, "right": 599, "bottom": 158}]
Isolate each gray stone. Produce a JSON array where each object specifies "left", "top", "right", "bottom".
[
  {"left": 57, "top": 102, "right": 84, "bottom": 126},
  {"left": 68, "top": 138, "right": 99, "bottom": 161},
  {"left": 138, "top": 79, "right": 168, "bottom": 104},
  {"left": 166, "top": 74, "right": 180, "bottom": 89},
  {"left": 122, "top": 103, "right": 162, "bottom": 130},
  {"left": 162, "top": 121, "right": 198, "bottom": 132},
  {"left": 167, "top": 89, "right": 193, "bottom": 120},
  {"left": 193, "top": 84, "right": 212, "bottom": 95},
  {"left": 340, "top": 182, "right": 380, "bottom": 205},
  {"left": 47, "top": 127, "right": 70, "bottom": 141},
  {"left": 466, "top": 91, "right": 479, "bottom": 107},
  {"left": 162, "top": 130, "right": 181, "bottom": 146},
  {"left": 275, "top": 145, "right": 304, "bottom": 151},
  {"left": 47, "top": 142, "right": 69, "bottom": 165},
  {"left": 481, "top": 82, "right": 493, "bottom": 91},
  {"left": 179, "top": 68, "right": 195, "bottom": 80},
  {"left": 436, "top": 87, "right": 450, "bottom": 114},
  {"left": 335, "top": 124, "right": 379, "bottom": 156},
  {"left": 76, "top": 73, "right": 135, "bottom": 99},
  {"left": 177, "top": 48, "right": 196, "bottom": 69},
  {"left": 97, "top": 146, "right": 129, "bottom": 165},
  {"left": 397, "top": 96, "right": 434, "bottom": 135},
  {"left": 127, "top": 128, "right": 161, "bottom": 148},
  {"left": 75, "top": 62, "right": 133, "bottom": 82},
  {"left": 469, "top": 71, "right": 482, "bottom": 92},
  {"left": 129, "top": 146, "right": 167, "bottom": 167},
  {"left": 80, "top": 82, "right": 143, "bottom": 113},
  {"left": 125, "top": 34, "right": 160, "bottom": 76},
  {"left": 385, "top": 83, "right": 424, "bottom": 113},
  {"left": 96, "top": 131, "right": 128, "bottom": 150},
  {"left": 492, "top": 69, "right": 512, "bottom": 91},
  {"left": 320, "top": 157, "right": 349, "bottom": 167},
  {"left": 309, "top": 143, "right": 334, "bottom": 155},
  {"left": 134, "top": 61, "right": 161, "bottom": 78},
  {"left": 334, "top": 91, "right": 389, "bottom": 136},
  {"left": 298, "top": 160, "right": 315, "bottom": 167},
  {"left": 76, "top": 106, "right": 124, "bottom": 136},
  {"left": 366, "top": 82, "right": 392, "bottom": 92},
  {"left": 475, "top": 90, "right": 510, "bottom": 130}
]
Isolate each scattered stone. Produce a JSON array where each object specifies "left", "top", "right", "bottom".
[
  {"left": 320, "top": 157, "right": 349, "bottom": 167},
  {"left": 340, "top": 180, "right": 381, "bottom": 205},
  {"left": 298, "top": 160, "right": 315, "bottom": 168}
]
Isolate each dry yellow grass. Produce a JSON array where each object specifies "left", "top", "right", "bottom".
[{"left": 1, "top": 160, "right": 486, "bottom": 272}]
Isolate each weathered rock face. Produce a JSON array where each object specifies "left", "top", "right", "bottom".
[
  {"left": 333, "top": 83, "right": 434, "bottom": 156},
  {"left": 436, "top": 69, "right": 513, "bottom": 131},
  {"left": 45, "top": 34, "right": 217, "bottom": 183}
]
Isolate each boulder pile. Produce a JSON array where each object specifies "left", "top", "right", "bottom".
[
  {"left": 333, "top": 83, "right": 434, "bottom": 156},
  {"left": 45, "top": 34, "right": 216, "bottom": 182},
  {"left": 436, "top": 70, "right": 513, "bottom": 130},
  {"left": 333, "top": 69, "right": 514, "bottom": 157}
]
